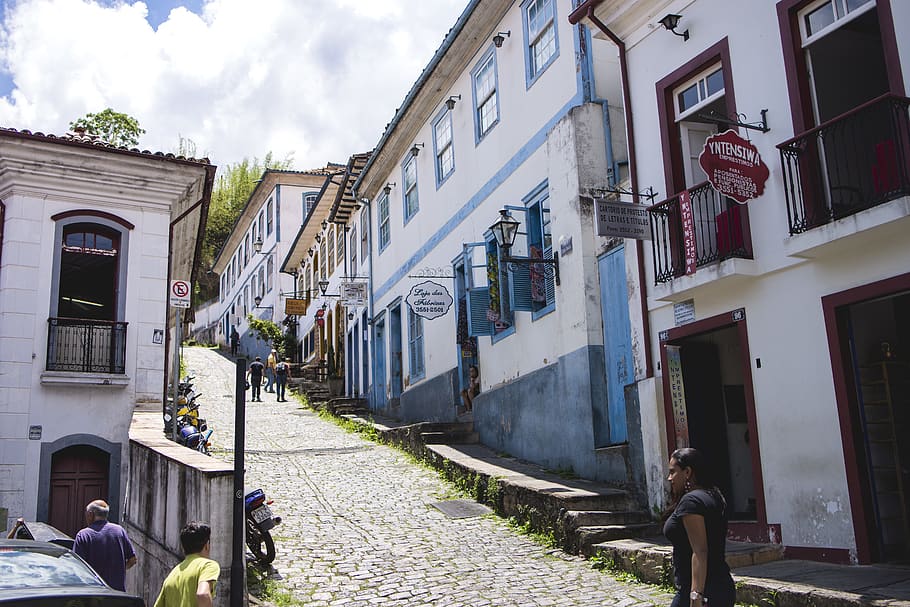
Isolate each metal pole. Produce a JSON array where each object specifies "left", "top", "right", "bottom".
[
  {"left": 171, "top": 307, "right": 182, "bottom": 443},
  {"left": 231, "top": 358, "right": 247, "bottom": 607}
]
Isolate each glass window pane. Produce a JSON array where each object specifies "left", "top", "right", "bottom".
[
  {"left": 65, "top": 232, "right": 84, "bottom": 247},
  {"left": 845, "top": 0, "right": 872, "bottom": 12},
  {"left": 805, "top": 2, "right": 835, "bottom": 36},
  {"left": 705, "top": 68, "right": 724, "bottom": 97},
  {"left": 677, "top": 83, "right": 700, "bottom": 113}
]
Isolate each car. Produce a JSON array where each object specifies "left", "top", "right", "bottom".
[{"left": 0, "top": 539, "right": 145, "bottom": 606}]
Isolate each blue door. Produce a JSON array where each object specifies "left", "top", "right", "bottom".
[
  {"left": 597, "top": 246, "right": 634, "bottom": 446},
  {"left": 389, "top": 304, "right": 403, "bottom": 405},
  {"left": 373, "top": 319, "right": 387, "bottom": 410}
]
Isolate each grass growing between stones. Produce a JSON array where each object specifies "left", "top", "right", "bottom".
[{"left": 247, "top": 563, "right": 305, "bottom": 606}]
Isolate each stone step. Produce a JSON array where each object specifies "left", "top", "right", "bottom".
[
  {"left": 575, "top": 523, "right": 664, "bottom": 557},
  {"left": 421, "top": 430, "right": 479, "bottom": 445},
  {"left": 562, "top": 509, "right": 653, "bottom": 528}
]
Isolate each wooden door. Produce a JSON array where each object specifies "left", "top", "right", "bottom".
[{"left": 49, "top": 446, "right": 109, "bottom": 537}]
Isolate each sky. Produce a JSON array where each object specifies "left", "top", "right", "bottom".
[{"left": 0, "top": 0, "right": 468, "bottom": 170}]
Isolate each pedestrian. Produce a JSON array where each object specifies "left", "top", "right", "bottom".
[
  {"left": 247, "top": 356, "right": 265, "bottom": 401},
  {"left": 265, "top": 349, "right": 278, "bottom": 393},
  {"left": 72, "top": 500, "right": 137, "bottom": 592},
  {"left": 275, "top": 357, "right": 291, "bottom": 402},
  {"left": 460, "top": 364, "right": 480, "bottom": 412},
  {"left": 229, "top": 327, "right": 239, "bottom": 357},
  {"left": 153, "top": 521, "right": 219, "bottom": 607},
  {"left": 663, "top": 447, "right": 736, "bottom": 607}
]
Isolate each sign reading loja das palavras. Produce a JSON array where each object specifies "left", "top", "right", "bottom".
[
  {"left": 698, "top": 129, "right": 770, "bottom": 204},
  {"left": 406, "top": 280, "right": 454, "bottom": 320}
]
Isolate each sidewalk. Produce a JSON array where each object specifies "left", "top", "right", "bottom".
[{"left": 341, "top": 410, "right": 910, "bottom": 607}]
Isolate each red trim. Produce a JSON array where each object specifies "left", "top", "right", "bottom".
[
  {"left": 822, "top": 271, "right": 910, "bottom": 564},
  {"left": 729, "top": 523, "right": 782, "bottom": 544},
  {"left": 659, "top": 308, "right": 769, "bottom": 530},
  {"left": 783, "top": 545, "right": 853, "bottom": 565},
  {"left": 51, "top": 209, "right": 134, "bottom": 230},
  {"left": 777, "top": 0, "right": 905, "bottom": 136},
  {"left": 0, "top": 201, "right": 5, "bottom": 271}
]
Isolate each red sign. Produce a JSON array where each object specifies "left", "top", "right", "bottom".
[
  {"left": 698, "top": 129, "right": 770, "bottom": 204},
  {"left": 679, "top": 190, "right": 697, "bottom": 276}
]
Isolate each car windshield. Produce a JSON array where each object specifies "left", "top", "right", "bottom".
[{"left": 0, "top": 546, "right": 105, "bottom": 589}]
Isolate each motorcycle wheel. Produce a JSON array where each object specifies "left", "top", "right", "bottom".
[{"left": 245, "top": 518, "right": 276, "bottom": 563}]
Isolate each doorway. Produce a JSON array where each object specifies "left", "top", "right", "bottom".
[
  {"left": 661, "top": 310, "right": 765, "bottom": 530},
  {"left": 596, "top": 246, "right": 633, "bottom": 447},
  {"left": 454, "top": 260, "right": 479, "bottom": 412},
  {"left": 389, "top": 303, "right": 403, "bottom": 407},
  {"left": 828, "top": 279, "right": 910, "bottom": 562},
  {"left": 49, "top": 445, "right": 109, "bottom": 537},
  {"left": 373, "top": 317, "right": 387, "bottom": 410}
]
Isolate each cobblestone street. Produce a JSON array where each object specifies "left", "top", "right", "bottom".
[{"left": 183, "top": 346, "right": 672, "bottom": 607}]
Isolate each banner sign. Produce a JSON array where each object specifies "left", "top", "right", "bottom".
[
  {"left": 698, "top": 129, "right": 770, "bottom": 204},
  {"left": 594, "top": 200, "right": 652, "bottom": 240},
  {"left": 285, "top": 298, "right": 308, "bottom": 315},
  {"left": 406, "top": 280, "right": 453, "bottom": 320},
  {"left": 666, "top": 345, "right": 690, "bottom": 448},
  {"left": 679, "top": 190, "right": 697, "bottom": 275},
  {"left": 340, "top": 282, "right": 368, "bottom": 307}
]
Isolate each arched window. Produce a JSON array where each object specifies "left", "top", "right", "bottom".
[{"left": 58, "top": 223, "right": 120, "bottom": 320}]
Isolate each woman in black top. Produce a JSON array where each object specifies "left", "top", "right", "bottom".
[{"left": 663, "top": 447, "right": 735, "bottom": 607}]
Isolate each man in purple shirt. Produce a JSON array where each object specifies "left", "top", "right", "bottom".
[{"left": 72, "top": 500, "right": 137, "bottom": 591}]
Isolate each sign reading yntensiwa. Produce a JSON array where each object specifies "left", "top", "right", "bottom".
[
  {"left": 406, "top": 280, "right": 453, "bottom": 320},
  {"left": 698, "top": 129, "right": 770, "bottom": 204}
]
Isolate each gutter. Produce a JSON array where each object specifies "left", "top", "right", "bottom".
[{"left": 569, "top": 3, "right": 654, "bottom": 379}]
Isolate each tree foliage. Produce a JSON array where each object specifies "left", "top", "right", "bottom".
[
  {"left": 195, "top": 152, "right": 294, "bottom": 302},
  {"left": 69, "top": 108, "right": 145, "bottom": 147},
  {"left": 246, "top": 315, "right": 284, "bottom": 354}
]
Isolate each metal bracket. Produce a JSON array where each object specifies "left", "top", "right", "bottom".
[
  {"left": 695, "top": 109, "right": 770, "bottom": 133},
  {"left": 588, "top": 186, "right": 658, "bottom": 204}
]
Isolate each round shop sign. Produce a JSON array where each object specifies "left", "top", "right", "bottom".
[
  {"left": 698, "top": 129, "right": 770, "bottom": 204},
  {"left": 406, "top": 280, "right": 454, "bottom": 320}
]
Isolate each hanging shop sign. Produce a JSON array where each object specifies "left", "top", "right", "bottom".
[
  {"left": 594, "top": 200, "right": 652, "bottom": 240},
  {"left": 405, "top": 280, "right": 453, "bottom": 320},
  {"left": 666, "top": 345, "right": 690, "bottom": 449},
  {"left": 340, "top": 282, "right": 368, "bottom": 307},
  {"left": 698, "top": 129, "right": 770, "bottom": 204},
  {"left": 285, "top": 298, "right": 308, "bottom": 315},
  {"left": 679, "top": 190, "right": 697, "bottom": 275}
]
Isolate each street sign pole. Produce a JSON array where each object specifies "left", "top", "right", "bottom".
[{"left": 171, "top": 307, "right": 181, "bottom": 443}]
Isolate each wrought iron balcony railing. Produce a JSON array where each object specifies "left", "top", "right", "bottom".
[
  {"left": 648, "top": 181, "right": 752, "bottom": 283},
  {"left": 46, "top": 318, "right": 127, "bottom": 374},
  {"left": 778, "top": 93, "right": 910, "bottom": 235}
]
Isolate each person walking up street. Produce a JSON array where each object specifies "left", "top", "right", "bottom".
[
  {"left": 229, "top": 328, "right": 239, "bottom": 357},
  {"left": 72, "top": 500, "right": 137, "bottom": 592},
  {"left": 275, "top": 357, "right": 291, "bottom": 402},
  {"left": 247, "top": 356, "right": 265, "bottom": 402},
  {"left": 265, "top": 349, "right": 277, "bottom": 393},
  {"left": 153, "top": 522, "right": 220, "bottom": 607}
]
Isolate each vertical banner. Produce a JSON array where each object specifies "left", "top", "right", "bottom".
[
  {"left": 679, "top": 190, "right": 697, "bottom": 275},
  {"left": 666, "top": 345, "right": 690, "bottom": 448}
]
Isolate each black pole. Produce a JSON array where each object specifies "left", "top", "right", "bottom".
[{"left": 231, "top": 358, "right": 247, "bottom": 607}]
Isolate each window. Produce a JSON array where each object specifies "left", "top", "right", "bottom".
[
  {"left": 525, "top": 188, "right": 555, "bottom": 316},
  {"left": 258, "top": 210, "right": 264, "bottom": 241},
  {"left": 220, "top": 275, "right": 225, "bottom": 301},
  {"left": 250, "top": 274, "right": 257, "bottom": 300},
  {"left": 258, "top": 267, "right": 265, "bottom": 298},
  {"left": 360, "top": 211, "right": 369, "bottom": 259},
  {"left": 266, "top": 256, "right": 274, "bottom": 292},
  {"left": 266, "top": 198, "right": 274, "bottom": 235},
  {"left": 402, "top": 155, "right": 419, "bottom": 221},
  {"left": 320, "top": 239, "right": 328, "bottom": 279},
  {"left": 350, "top": 227, "right": 358, "bottom": 275},
  {"left": 407, "top": 307, "right": 425, "bottom": 380},
  {"left": 523, "top": 0, "right": 558, "bottom": 85},
  {"left": 673, "top": 64, "right": 726, "bottom": 187},
  {"left": 432, "top": 108, "right": 455, "bottom": 185},
  {"left": 335, "top": 225, "right": 344, "bottom": 268},
  {"left": 243, "top": 233, "right": 249, "bottom": 266},
  {"left": 802, "top": 0, "right": 874, "bottom": 38},
  {"left": 243, "top": 285, "right": 249, "bottom": 316},
  {"left": 252, "top": 219, "right": 258, "bottom": 244},
  {"left": 377, "top": 191, "right": 391, "bottom": 252},
  {"left": 472, "top": 50, "right": 499, "bottom": 140},
  {"left": 463, "top": 239, "right": 514, "bottom": 340},
  {"left": 229, "top": 260, "right": 235, "bottom": 288},
  {"left": 54, "top": 221, "right": 124, "bottom": 323},
  {"left": 303, "top": 192, "right": 318, "bottom": 217},
  {"left": 327, "top": 225, "right": 336, "bottom": 270}
]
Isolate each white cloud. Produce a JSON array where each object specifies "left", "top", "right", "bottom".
[{"left": 0, "top": 0, "right": 468, "bottom": 169}]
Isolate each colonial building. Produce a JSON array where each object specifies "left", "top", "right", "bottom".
[
  {"left": 572, "top": 0, "right": 910, "bottom": 563},
  {"left": 0, "top": 127, "right": 214, "bottom": 535},
  {"left": 352, "top": 0, "right": 653, "bottom": 497}
]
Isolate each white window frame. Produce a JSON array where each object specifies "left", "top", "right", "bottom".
[
  {"left": 471, "top": 48, "right": 500, "bottom": 142},
  {"left": 402, "top": 155, "right": 419, "bottom": 222},
  {"left": 378, "top": 191, "right": 391, "bottom": 252},
  {"left": 522, "top": 0, "right": 559, "bottom": 87},
  {"left": 407, "top": 307, "right": 425, "bottom": 380},
  {"left": 432, "top": 108, "right": 455, "bottom": 186}
]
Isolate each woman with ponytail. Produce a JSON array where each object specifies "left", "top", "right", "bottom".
[{"left": 663, "top": 448, "right": 736, "bottom": 607}]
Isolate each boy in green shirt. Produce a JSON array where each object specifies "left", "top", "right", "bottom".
[{"left": 154, "top": 522, "right": 220, "bottom": 607}]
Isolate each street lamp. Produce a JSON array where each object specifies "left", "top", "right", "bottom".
[
  {"left": 253, "top": 295, "right": 274, "bottom": 320},
  {"left": 488, "top": 208, "right": 560, "bottom": 286},
  {"left": 253, "top": 237, "right": 263, "bottom": 253}
]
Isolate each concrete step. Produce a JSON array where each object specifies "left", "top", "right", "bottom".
[
  {"left": 421, "top": 430, "right": 479, "bottom": 445},
  {"left": 575, "top": 523, "right": 663, "bottom": 557},
  {"left": 562, "top": 509, "right": 653, "bottom": 528}
]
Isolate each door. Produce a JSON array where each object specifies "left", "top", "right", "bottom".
[
  {"left": 389, "top": 304, "right": 403, "bottom": 406},
  {"left": 596, "top": 247, "right": 633, "bottom": 446},
  {"left": 454, "top": 260, "right": 479, "bottom": 407},
  {"left": 49, "top": 445, "right": 109, "bottom": 537},
  {"left": 373, "top": 319, "right": 387, "bottom": 410}
]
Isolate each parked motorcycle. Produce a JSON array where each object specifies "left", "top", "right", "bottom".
[
  {"left": 178, "top": 424, "right": 214, "bottom": 455},
  {"left": 244, "top": 489, "right": 281, "bottom": 563}
]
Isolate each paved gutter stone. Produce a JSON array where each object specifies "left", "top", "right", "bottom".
[{"left": 183, "top": 347, "right": 673, "bottom": 607}]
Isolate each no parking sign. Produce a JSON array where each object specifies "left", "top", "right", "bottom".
[{"left": 169, "top": 279, "right": 191, "bottom": 308}]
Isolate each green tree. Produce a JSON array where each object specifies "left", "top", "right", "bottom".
[
  {"left": 69, "top": 108, "right": 145, "bottom": 147},
  {"left": 246, "top": 315, "right": 284, "bottom": 354},
  {"left": 195, "top": 153, "right": 294, "bottom": 302}
]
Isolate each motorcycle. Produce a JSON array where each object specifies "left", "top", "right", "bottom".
[
  {"left": 244, "top": 489, "right": 281, "bottom": 564},
  {"left": 178, "top": 424, "right": 214, "bottom": 455}
]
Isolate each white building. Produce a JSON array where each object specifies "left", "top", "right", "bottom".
[
  {"left": 353, "top": 0, "right": 655, "bottom": 497},
  {"left": 212, "top": 168, "right": 339, "bottom": 359},
  {"left": 573, "top": 0, "right": 910, "bottom": 563},
  {"left": 0, "top": 127, "right": 214, "bottom": 536}
]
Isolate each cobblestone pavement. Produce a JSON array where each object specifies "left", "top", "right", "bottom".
[{"left": 184, "top": 346, "right": 673, "bottom": 607}]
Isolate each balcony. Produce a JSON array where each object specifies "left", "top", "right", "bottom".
[
  {"left": 46, "top": 318, "right": 127, "bottom": 374},
  {"left": 778, "top": 94, "right": 910, "bottom": 235},
  {"left": 648, "top": 181, "right": 753, "bottom": 284}
]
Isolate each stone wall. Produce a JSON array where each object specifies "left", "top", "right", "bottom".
[{"left": 124, "top": 412, "right": 238, "bottom": 607}]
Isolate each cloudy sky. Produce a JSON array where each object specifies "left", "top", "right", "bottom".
[{"left": 0, "top": 0, "right": 468, "bottom": 170}]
